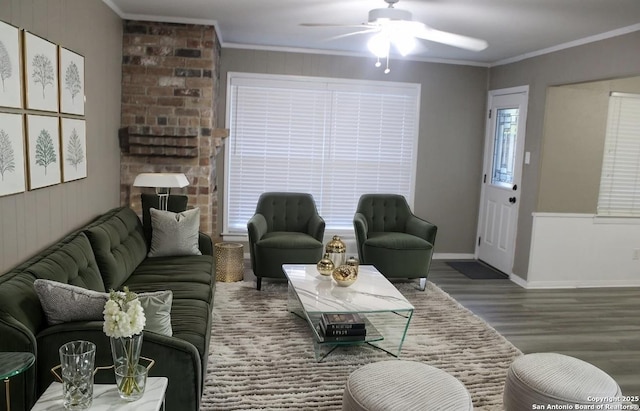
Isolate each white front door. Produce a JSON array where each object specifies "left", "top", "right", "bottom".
[{"left": 477, "top": 86, "right": 529, "bottom": 275}]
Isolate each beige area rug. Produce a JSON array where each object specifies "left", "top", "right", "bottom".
[{"left": 201, "top": 280, "right": 521, "bottom": 410}]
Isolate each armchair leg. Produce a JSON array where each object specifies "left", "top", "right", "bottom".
[
  {"left": 256, "top": 277, "right": 262, "bottom": 291},
  {"left": 418, "top": 277, "right": 426, "bottom": 291}
]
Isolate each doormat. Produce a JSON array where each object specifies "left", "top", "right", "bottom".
[{"left": 446, "top": 260, "right": 509, "bottom": 280}]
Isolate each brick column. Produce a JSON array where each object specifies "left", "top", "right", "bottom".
[{"left": 119, "top": 21, "right": 225, "bottom": 239}]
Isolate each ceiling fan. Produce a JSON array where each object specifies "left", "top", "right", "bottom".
[{"left": 301, "top": 0, "right": 488, "bottom": 72}]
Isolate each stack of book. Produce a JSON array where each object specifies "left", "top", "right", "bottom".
[{"left": 318, "top": 313, "right": 366, "bottom": 342}]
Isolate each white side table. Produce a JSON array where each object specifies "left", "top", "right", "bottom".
[{"left": 31, "top": 377, "right": 168, "bottom": 411}]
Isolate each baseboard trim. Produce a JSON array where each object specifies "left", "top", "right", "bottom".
[
  {"left": 509, "top": 273, "right": 528, "bottom": 288},
  {"left": 433, "top": 253, "right": 475, "bottom": 260},
  {"left": 512, "top": 277, "right": 640, "bottom": 289},
  {"left": 243, "top": 253, "right": 478, "bottom": 266}
]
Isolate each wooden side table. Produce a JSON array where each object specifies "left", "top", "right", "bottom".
[
  {"left": 0, "top": 352, "right": 35, "bottom": 411},
  {"left": 32, "top": 377, "right": 168, "bottom": 411},
  {"left": 215, "top": 242, "right": 244, "bottom": 282}
]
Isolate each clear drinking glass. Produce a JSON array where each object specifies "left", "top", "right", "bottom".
[{"left": 58, "top": 340, "right": 96, "bottom": 410}]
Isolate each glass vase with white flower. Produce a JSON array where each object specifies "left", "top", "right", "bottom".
[{"left": 103, "top": 287, "right": 146, "bottom": 401}]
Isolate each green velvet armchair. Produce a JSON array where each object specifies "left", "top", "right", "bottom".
[
  {"left": 247, "top": 192, "right": 325, "bottom": 290},
  {"left": 353, "top": 194, "right": 437, "bottom": 290}
]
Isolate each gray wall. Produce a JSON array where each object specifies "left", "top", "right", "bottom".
[
  {"left": 219, "top": 49, "right": 489, "bottom": 254},
  {"left": 0, "top": 0, "right": 122, "bottom": 273},
  {"left": 538, "top": 77, "right": 640, "bottom": 213},
  {"left": 489, "top": 30, "right": 640, "bottom": 279},
  {"left": 538, "top": 84, "right": 609, "bottom": 213}
]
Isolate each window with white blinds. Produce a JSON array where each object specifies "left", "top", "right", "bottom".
[
  {"left": 224, "top": 73, "right": 420, "bottom": 234},
  {"left": 597, "top": 92, "right": 640, "bottom": 216}
]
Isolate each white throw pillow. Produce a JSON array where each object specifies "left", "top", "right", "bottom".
[{"left": 148, "top": 208, "right": 202, "bottom": 258}]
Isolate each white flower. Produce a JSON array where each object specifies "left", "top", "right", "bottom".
[{"left": 103, "top": 287, "right": 146, "bottom": 338}]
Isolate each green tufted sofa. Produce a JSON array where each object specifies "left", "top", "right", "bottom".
[{"left": 0, "top": 205, "right": 215, "bottom": 411}]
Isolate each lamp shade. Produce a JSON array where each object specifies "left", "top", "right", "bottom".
[{"left": 133, "top": 173, "right": 189, "bottom": 188}]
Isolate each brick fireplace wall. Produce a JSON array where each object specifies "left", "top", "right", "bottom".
[{"left": 119, "top": 21, "right": 226, "bottom": 239}]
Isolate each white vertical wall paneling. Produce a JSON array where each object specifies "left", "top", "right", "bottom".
[
  {"left": 526, "top": 213, "right": 640, "bottom": 288},
  {"left": 14, "top": 196, "right": 28, "bottom": 261}
]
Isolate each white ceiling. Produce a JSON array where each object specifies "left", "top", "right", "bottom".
[{"left": 104, "top": 0, "right": 640, "bottom": 66}]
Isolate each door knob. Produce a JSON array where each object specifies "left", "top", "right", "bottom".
[{"left": 509, "top": 197, "right": 517, "bottom": 204}]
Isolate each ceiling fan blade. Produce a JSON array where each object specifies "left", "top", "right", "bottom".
[
  {"left": 414, "top": 27, "right": 488, "bottom": 52},
  {"left": 327, "top": 28, "right": 380, "bottom": 41}
]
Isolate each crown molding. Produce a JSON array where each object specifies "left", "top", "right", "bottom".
[
  {"left": 491, "top": 23, "right": 640, "bottom": 67},
  {"left": 222, "top": 42, "right": 491, "bottom": 68}
]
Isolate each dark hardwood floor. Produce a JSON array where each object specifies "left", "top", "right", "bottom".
[{"left": 427, "top": 260, "right": 640, "bottom": 398}]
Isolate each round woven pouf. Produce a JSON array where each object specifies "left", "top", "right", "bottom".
[
  {"left": 342, "top": 360, "right": 473, "bottom": 411},
  {"left": 503, "top": 353, "right": 622, "bottom": 410}
]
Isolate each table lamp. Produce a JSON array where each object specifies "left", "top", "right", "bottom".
[{"left": 133, "top": 173, "right": 189, "bottom": 211}]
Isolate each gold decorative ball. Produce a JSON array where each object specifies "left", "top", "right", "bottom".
[
  {"left": 317, "top": 253, "right": 335, "bottom": 276},
  {"left": 346, "top": 256, "right": 359, "bottom": 273},
  {"left": 332, "top": 265, "right": 358, "bottom": 287}
]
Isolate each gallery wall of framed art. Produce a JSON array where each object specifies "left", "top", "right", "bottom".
[{"left": 0, "top": 19, "right": 86, "bottom": 198}]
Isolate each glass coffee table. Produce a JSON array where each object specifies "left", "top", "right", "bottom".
[{"left": 283, "top": 264, "right": 414, "bottom": 361}]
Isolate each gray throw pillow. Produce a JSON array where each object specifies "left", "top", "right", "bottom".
[
  {"left": 34, "top": 279, "right": 108, "bottom": 325},
  {"left": 148, "top": 208, "right": 202, "bottom": 257},
  {"left": 34, "top": 279, "right": 173, "bottom": 336}
]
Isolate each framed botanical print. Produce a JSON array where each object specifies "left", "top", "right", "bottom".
[
  {"left": 61, "top": 117, "right": 86, "bottom": 182},
  {"left": 0, "top": 21, "right": 22, "bottom": 108},
  {"left": 59, "top": 47, "right": 85, "bottom": 115},
  {"left": 24, "top": 31, "right": 58, "bottom": 112},
  {"left": 26, "top": 114, "right": 60, "bottom": 189},
  {"left": 0, "top": 113, "right": 26, "bottom": 196}
]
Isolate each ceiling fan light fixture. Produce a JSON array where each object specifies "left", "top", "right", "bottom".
[
  {"left": 390, "top": 27, "right": 416, "bottom": 56},
  {"left": 367, "top": 32, "right": 390, "bottom": 58}
]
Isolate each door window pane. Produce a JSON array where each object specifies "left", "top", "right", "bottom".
[{"left": 491, "top": 108, "right": 519, "bottom": 186}]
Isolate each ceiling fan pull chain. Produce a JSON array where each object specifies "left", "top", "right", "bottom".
[
  {"left": 375, "top": 56, "right": 381, "bottom": 68},
  {"left": 384, "top": 55, "right": 390, "bottom": 74}
]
